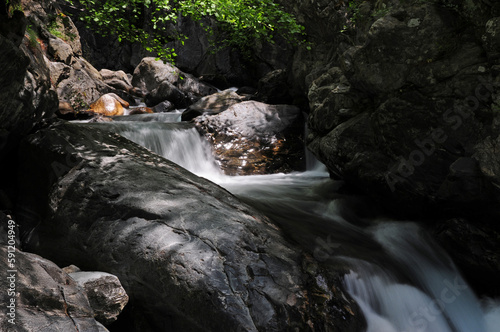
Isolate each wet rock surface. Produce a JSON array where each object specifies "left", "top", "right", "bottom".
[
  {"left": 195, "top": 101, "right": 306, "bottom": 175},
  {"left": 16, "top": 121, "right": 361, "bottom": 332},
  {"left": 132, "top": 57, "right": 217, "bottom": 108}
]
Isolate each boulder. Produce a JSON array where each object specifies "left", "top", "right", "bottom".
[
  {"left": 69, "top": 271, "right": 129, "bottom": 325},
  {"left": 100, "top": 69, "right": 131, "bottom": 84},
  {"left": 48, "top": 59, "right": 71, "bottom": 86},
  {"left": 54, "top": 58, "right": 112, "bottom": 111},
  {"left": 304, "top": 2, "right": 500, "bottom": 214},
  {"left": 132, "top": 57, "right": 217, "bottom": 108},
  {"left": 16, "top": 121, "right": 361, "bottom": 331},
  {"left": 194, "top": 101, "right": 306, "bottom": 175},
  {"left": 255, "top": 69, "right": 293, "bottom": 105},
  {"left": 0, "top": 244, "right": 107, "bottom": 331},
  {"left": 152, "top": 100, "right": 175, "bottom": 113},
  {"left": 145, "top": 80, "right": 186, "bottom": 107},
  {"left": 22, "top": 0, "right": 83, "bottom": 57},
  {"left": 87, "top": 93, "right": 129, "bottom": 116},
  {"left": 182, "top": 89, "right": 245, "bottom": 121},
  {"left": 100, "top": 68, "right": 144, "bottom": 97},
  {"left": 48, "top": 36, "right": 73, "bottom": 64},
  {"left": 132, "top": 57, "right": 184, "bottom": 93}
]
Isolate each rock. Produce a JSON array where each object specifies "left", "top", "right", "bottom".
[
  {"left": 0, "top": 246, "right": 108, "bottom": 332},
  {"left": 132, "top": 57, "right": 217, "bottom": 108},
  {"left": 48, "top": 11, "right": 82, "bottom": 56},
  {"left": 63, "top": 264, "right": 82, "bottom": 273},
  {"left": 255, "top": 69, "right": 293, "bottom": 104},
  {"left": 55, "top": 58, "right": 112, "bottom": 111},
  {"left": 194, "top": 101, "right": 306, "bottom": 175},
  {"left": 302, "top": 2, "right": 500, "bottom": 215},
  {"left": 152, "top": 100, "right": 175, "bottom": 113},
  {"left": 58, "top": 100, "right": 74, "bottom": 114},
  {"left": 100, "top": 68, "right": 143, "bottom": 97},
  {"left": 181, "top": 89, "right": 245, "bottom": 121},
  {"left": 145, "top": 80, "right": 186, "bottom": 107},
  {"left": 16, "top": 121, "right": 361, "bottom": 332},
  {"left": 236, "top": 86, "right": 257, "bottom": 96},
  {"left": 48, "top": 59, "right": 71, "bottom": 85},
  {"left": 0, "top": 10, "right": 57, "bottom": 161},
  {"left": 128, "top": 107, "right": 153, "bottom": 115},
  {"left": 69, "top": 271, "right": 129, "bottom": 325},
  {"left": 55, "top": 100, "right": 95, "bottom": 120},
  {"left": 88, "top": 93, "right": 129, "bottom": 116},
  {"left": 307, "top": 67, "right": 367, "bottom": 136},
  {"left": 0, "top": 190, "right": 14, "bottom": 211},
  {"left": 100, "top": 69, "right": 131, "bottom": 85},
  {"left": 177, "top": 72, "right": 218, "bottom": 101},
  {"left": 48, "top": 37, "right": 73, "bottom": 64},
  {"left": 132, "top": 57, "right": 183, "bottom": 92}
]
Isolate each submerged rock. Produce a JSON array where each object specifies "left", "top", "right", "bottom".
[
  {"left": 16, "top": 121, "right": 361, "bottom": 331},
  {"left": 195, "top": 101, "right": 306, "bottom": 175}
]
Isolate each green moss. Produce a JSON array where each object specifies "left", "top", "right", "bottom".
[
  {"left": 47, "top": 13, "right": 77, "bottom": 42},
  {"left": 26, "top": 25, "right": 39, "bottom": 49}
]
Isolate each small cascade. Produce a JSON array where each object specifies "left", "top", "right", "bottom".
[
  {"left": 86, "top": 120, "right": 222, "bottom": 180},
  {"left": 343, "top": 222, "right": 500, "bottom": 332},
  {"left": 303, "top": 114, "right": 328, "bottom": 173}
]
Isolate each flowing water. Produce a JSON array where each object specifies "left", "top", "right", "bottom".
[{"left": 82, "top": 113, "right": 500, "bottom": 332}]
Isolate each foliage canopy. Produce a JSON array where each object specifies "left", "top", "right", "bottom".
[{"left": 68, "top": 0, "right": 305, "bottom": 62}]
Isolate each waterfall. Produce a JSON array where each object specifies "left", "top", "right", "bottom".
[
  {"left": 343, "top": 222, "right": 498, "bottom": 332},
  {"left": 85, "top": 120, "right": 223, "bottom": 181},
  {"left": 76, "top": 112, "right": 500, "bottom": 332}
]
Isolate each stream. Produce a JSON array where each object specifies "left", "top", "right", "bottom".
[{"left": 83, "top": 112, "right": 500, "bottom": 332}]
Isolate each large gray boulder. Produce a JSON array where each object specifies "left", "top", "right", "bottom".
[
  {"left": 194, "top": 101, "right": 306, "bottom": 175},
  {"left": 16, "top": 121, "right": 361, "bottom": 331},
  {"left": 132, "top": 57, "right": 217, "bottom": 108}
]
